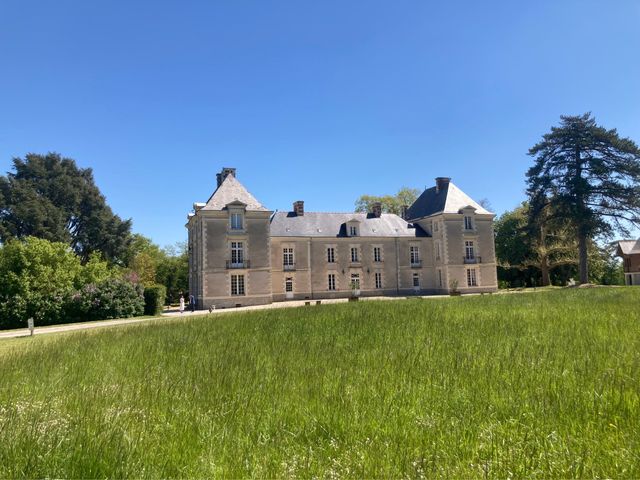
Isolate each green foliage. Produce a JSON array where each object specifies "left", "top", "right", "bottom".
[
  {"left": 66, "top": 278, "right": 145, "bottom": 322},
  {"left": 354, "top": 187, "right": 420, "bottom": 215},
  {"left": 0, "top": 152, "right": 132, "bottom": 264},
  {"left": 0, "top": 237, "right": 82, "bottom": 328},
  {"left": 143, "top": 285, "right": 166, "bottom": 315},
  {"left": 0, "top": 289, "right": 638, "bottom": 477},
  {"left": 527, "top": 113, "right": 640, "bottom": 283}
]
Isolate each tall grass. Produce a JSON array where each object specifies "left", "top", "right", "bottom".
[{"left": 0, "top": 289, "right": 639, "bottom": 478}]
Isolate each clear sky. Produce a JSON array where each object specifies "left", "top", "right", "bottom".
[{"left": 1, "top": 1, "right": 639, "bottom": 247}]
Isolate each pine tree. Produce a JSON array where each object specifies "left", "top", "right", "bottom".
[{"left": 527, "top": 113, "right": 640, "bottom": 284}]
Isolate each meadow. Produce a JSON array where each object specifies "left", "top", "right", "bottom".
[{"left": 0, "top": 288, "right": 638, "bottom": 478}]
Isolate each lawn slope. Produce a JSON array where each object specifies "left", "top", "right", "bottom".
[{"left": 0, "top": 289, "right": 639, "bottom": 478}]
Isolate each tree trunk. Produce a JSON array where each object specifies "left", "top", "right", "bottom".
[
  {"left": 578, "top": 230, "right": 589, "bottom": 284},
  {"left": 540, "top": 255, "right": 551, "bottom": 286}
]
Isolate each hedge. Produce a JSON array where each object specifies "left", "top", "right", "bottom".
[{"left": 144, "top": 284, "right": 167, "bottom": 316}]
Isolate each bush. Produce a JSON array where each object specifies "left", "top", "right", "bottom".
[
  {"left": 144, "top": 285, "right": 166, "bottom": 316},
  {"left": 66, "top": 278, "right": 145, "bottom": 322}
]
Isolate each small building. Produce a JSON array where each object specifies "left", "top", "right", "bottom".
[
  {"left": 187, "top": 167, "right": 498, "bottom": 309},
  {"left": 616, "top": 239, "right": 640, "bottom": 286}
]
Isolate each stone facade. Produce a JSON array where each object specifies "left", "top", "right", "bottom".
[{"left": 187, "top": 168, "right": 498, "bottom": 309}]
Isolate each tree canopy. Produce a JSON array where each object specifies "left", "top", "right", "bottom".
[
  {"left": 354, "top": 187, "right": 420, "bottom": 216},
  {"left": 0, "top": 153, "right": 132, "bottom": 264},
  {"left": 526, "top": 113, "right": 640, "bottom": 283}
]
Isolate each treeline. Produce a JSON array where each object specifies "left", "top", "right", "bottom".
[{"left": 0, "top": 153, "right": 187, "bottom": 329}]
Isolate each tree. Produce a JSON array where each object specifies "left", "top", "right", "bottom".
[
  {"left": 354, "top": 187, "right": 420, "bottom": 215},
  {"left": 527, "top": 113, "right": 640, "bottom": 283},
  {"left": 0, "top": 153, "right": 133, "bottom": 264}
]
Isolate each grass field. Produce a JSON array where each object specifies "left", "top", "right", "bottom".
[{"left": 0, "top": 289, "right": 639, "bottom": 478}]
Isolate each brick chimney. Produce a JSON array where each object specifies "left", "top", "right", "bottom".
[
  {"left": 216, "top": 167, "right": 237, "bottom": 187},
  {"left": 293, "top": 200, "right": 304, "bottom": 216},
  {"left": 435, "top": 177, "right": 451, "bottom": 193},
  {"left": 372, "top": 202, "right": 382, "bottom": 218}
]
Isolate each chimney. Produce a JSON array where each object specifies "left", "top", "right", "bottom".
[
  {"left": 435, "top": 177, "right": 451, "bottom": 193},
  {"left": 293, "top": 200, "right": 304, "bottom": 216},
  {"left": 372, "top": 202, "right": 382, "bottom": 218},
  {"left": 216, "top": 167, "right": 237, "bottom": 187},
  {"left": 400, "top": 205, "right": 408, "bottom": 220}
]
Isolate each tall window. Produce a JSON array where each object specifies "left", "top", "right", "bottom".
[
  {"left": 465, "top": 241, "right": 475, "bottom": 260},
  {"left": 413, "top": 273, "right": 420, "bottom": 287},
  {"left": 410, "top": 246, "right": 420, "bottom": 265},
  {"left": 285, "top": 277, "right": 293, "bottom": 293},
  {"left": 373, "top": 247, "right": 382, "bottom": 262},
  {"left": 435, "top": 241, "right": 441, "bottom": 261},
  {"left": 283, "top": 247, "right": 294, "bottom": 269},
  {"left": 375, "top": 272, "right": 383, "bottom": 289},
  {"left": 467, "top": 269, "right": 477, "bottom": 287},
  {"left": 351, "top": 247, "right": 359, "bottom": 263},
  {"left": 231, "top": 242, "right": 244, "bottom": 265},
  {"left": 464, "top": 215, "right": 473, "bottom": 230},
  {"left": 349, "top": 225, "right": 358, "bottom": 236},
  {"left": 231, "top": 274, "right": 245, "bottom": 295},
  {"left": 350, "top": 273, "right": 360, "bottom": 290},
  {"left": 328, "top": 273, "right": 336, "bottom": 291},
  {"left": 437, "top": 269, "right": 443, "bottom": 288},
  {"left": 327, "top": 247, "right": 335, "bottom": 263},
  {"left": 230, "top": 213, "right": 243, "bottom": 230}
]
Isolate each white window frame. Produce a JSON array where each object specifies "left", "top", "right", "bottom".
[
  {"left": 349, "top": 225, "right": 358, "bottom": 236},
  {"left": 375, "top": 272, "right": 383, "bottom": 289},
  {"left": 328, "top": 273, "right": 336, "bottom": 291},
  {"left": 410, "top": 246, "right": 420, "bottom": 265},
  {"left": 283, "top": 247, "right": 294, "bottom": 268},
  {"left": 351, "top": 247, "right": 359, "bottom": 263},
  {"left": 467, "top": 268, "right": 478, "bottom": 287},
  {"left": 412, "top": 273, "right": 420, "bottom": 288},
  {"left": 465, "top": 241, "right": 475, "bottom": 260},
  {"left": 231, "top": 241, "right": 244, "bottom": 266},
  {"left": 231, "top": 274, "right": 245, "bottom": 295},
  {"left": 464, "top": 215, "right": 474, "bottom": 231},
  {"left": 350, "top": 273, "right": 361, "bottom": 290},
  {"left": 285, "top": 277, "right": 293, "bottom": 293},
  {"left": 327, "top": 247, "right": 335, "bottom": 263},
  {"left": 373, "top": 246, "right": 382, "bottom": 263},
  {"left": 230, "top": 212, "right": 244, "bottom": 230}
]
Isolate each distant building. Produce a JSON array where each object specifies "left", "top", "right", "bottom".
[
  {"left": 187, "top": 168, "right": 498, "bottom": 309},
  {"left": 616, "top": 239, "right": 640, "bottom": 286}
]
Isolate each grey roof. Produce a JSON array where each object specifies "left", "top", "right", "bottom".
[
  {"left": 202, "top": 175, "right": 267, "bottom": 211},
  {"left": 406, "top": 182, "right": 492, "bottom": 220},
  {"left": 270, "top": 212, "right": 428, "bottom": 237},
  {"left": 617, "top": 239, "right": 640, "bottom": 255}
]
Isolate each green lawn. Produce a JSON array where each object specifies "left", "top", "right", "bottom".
[{"left": 0, "top": 289, "right": 638, "bottom": 478}]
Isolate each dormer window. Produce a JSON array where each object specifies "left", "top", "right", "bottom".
[
  {"left": 349, "top": 225, "right": 358, "bottom": 236},
  {"left": 464, "top": 215, "right": 473, "bottom": 231},
  {"left": 230, "top": 213, "right": 243, "bottom": 230}
]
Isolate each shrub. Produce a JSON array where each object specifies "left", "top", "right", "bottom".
[
  {"left": 66, "top": 278, "right": 144, "bottom": 322},
  {"left": 144, "top": 285, "right": 166, "bottom": 315}
]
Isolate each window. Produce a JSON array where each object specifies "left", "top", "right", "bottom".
[
  {"left": 351, "top": 247, "right": 359, "bottom": 263},
  {"left": 375, "top": 272, "right": 383, "bottom": 289},
  {"left": 464, "top": 215, "right": 473, "bottom": 230},
  {"left": 349, "top": 225, "right": 358, "bottom": 236},
  {"left": 467, "top": 269, "right": 478, "bottom": 287},
  {"left": 327, "top": 247, "right": 335, "bottom": 263},
  {"left": 465, "top": 241, "right": 475, "bottom": 260},
  {"left": 283, "top": 247, "right": 294, "bottom": 269},
  {"left": 435, "top": 241, "right": 441, "bottom": 261},
  {"left": 231, "top": 241, "right": 244, "bottom": 265},
  {"left": 437, "top": 269, "right": 443, "bottom": 288},
  {"left": 373, "top": 247, "right": 382, "bottom": 262},
  {"left": 285, "top": 277, "right": 293, "bottom": 293},
  {"left": 230, "top": 213, "right": 243, "bottom": 230},
  {"left": 350, "top": 273, "right": 360, "bottom": 290},
  {"left": 231, "top": 274, "right": 245, "bottom": 295},
  {"left": 410, "top": 246, "right": 420, "bottom": 265},
  {"left": 328, "top": 273, "right": 336, "bottom": 291},
  {"left": 413, "top": 273, "right": 420, "bottom": 287}
]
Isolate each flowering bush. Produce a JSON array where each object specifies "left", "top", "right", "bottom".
[{"left": 65, "top": 278, "right": 145, "bottom": 322}]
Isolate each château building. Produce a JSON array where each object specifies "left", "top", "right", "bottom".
[{"left": 187, "top": 168, "right": 498, "bottom": 309}]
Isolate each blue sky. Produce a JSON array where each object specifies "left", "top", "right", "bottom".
[{"left": 1, "top": 1, "right": 639, "bottom": 247}]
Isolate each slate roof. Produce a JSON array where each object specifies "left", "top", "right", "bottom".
[
  {"left": 406, "top": 182, "right": 492, "bottom": 220},
  {"left": 202, "top": 175, "right": 268, "bottom": 211},
  {"left": 617, "top": 239, "right": 640, "bottom": 255},
  {"left": 270, "top": 212, "right": 428, "bottom": 238}
]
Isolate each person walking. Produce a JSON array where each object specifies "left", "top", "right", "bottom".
[
  {"left": 189, "top": 294, "right": 195, "bottom": 312},
  {"left": 179, "top": 295, "right": 185, "bottom": 314}
]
